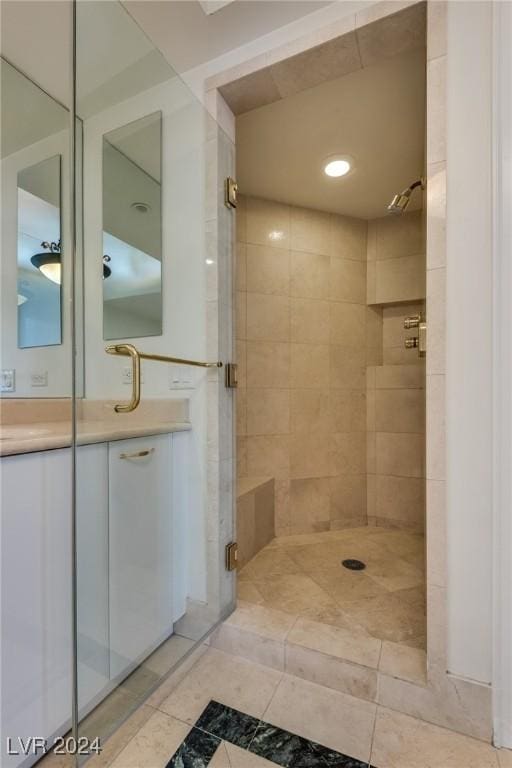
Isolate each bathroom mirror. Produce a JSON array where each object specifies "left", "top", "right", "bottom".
[
  {"left": 102, "top": 111, "right": 163, "bottom": 340},
  {"left": 17, "top": 156, "right": 62, "bottom": 348}
]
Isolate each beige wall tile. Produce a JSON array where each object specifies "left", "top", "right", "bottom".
[
  {"left": 290, "top": 477, "right": 331, "bottom": 531},
  {"left": 237, "top": 436, "right": 248, "bottom": 477},
  {"left": 427, "top": 55, "right": 446, "bottom": 164},
  {"left": 330, "top": 474, "right": 367, "bottom": 522},
  {"left": 426, "top": 479, "right": 446, "bottom": 588},
  {"left": 246, "top": 197, "right": 290, "bottom": 248},
  {"left": 236, "top": 291, "right": 247, "bottom": 340},
  {"left": 426, "top": 162, "right": 446, "bottom": 269},
  {"left": 237, "top": 242, "right": 247, "bottom": 290},
  {"left": 426, "top": 374, "right": 445, "bottom": 481},
  {"left": 427, "top": 1, "right": 447, "bottom": 60},
  {"left": 329, "top": 258, "right": 366, "bottom": 303},
  {"left": 375, "top": 210, "right": 424, "bottom": 261},
  {"left": 367, "top": 261, "right": 377, "bottom": 304},
  {"left": 375, "top": 389, "right": 425, "bottom": 433},
  {"left": 236, "top": 340, "right": 247, "bottom": 388},
  {"left": 376, "top": 363, "right": 425, "bottom": 390},
  {"left": 376, "top": 433, "right": 424, "bottom": 478},
  {"left": 290, "top": 250, "right": 330, "bottom": 300},
  {"left": 330, "top": 302, "right": 366, "bottom": 346},
  {"left": 427, "top": 267, "right": 446, "bottom": 376},
  {"left": 246, "top": 244, "right": 290, "bottom": 295},
  {"left": 330, "top": 214, "right": 367, "bottom": 260},
  {"left": 329, "top": 390, "right": 366, "bottom": 432},
  {"left": 246, "top": 341, "right": 290, "bottom": 388},
  {"left": 247, "top": 293, "right": 289, "bottom": 342},
  {"left": 237, "top": 387, "right": 247, "bottom": 436},
  {"left": 291, "top": 389, "right": 330, "bottom": 434},
  {"left": 290, "top": 432, "right": 331, "bottom": 479},
  {"left": 367, "top": 388, "right": 376, "bottom": 432},
  {"left": 236, "top": 194, "right": 247, "bottom": 243},
  {"left": 275, "top": 477, "right": 291, "bottom": 534},
  {"left": 366, "top": 306, "right": 383, "bottom": 349},
  {"left": 290, "top": 343, "right": 329, "bottom": 389},
  {"left": 246, "top": 435, "right": 290, "bottom": 476},
  {"left": 254, "top": 480, "right": 276, "bottom": 551},
  {"left": 383, "top": 346, "right": 424, "bottom": 366},
  {"left": 246, "top": 388, "right": 290, "bottom": 436},
  {"left": 375, "top": 254, "right": 426, "bottom": 304},
  {"left": 331, "top": 432, "right": 366, "bottom": 475},
  {"left": 291, "top": 297, "right": 330, "bottom": 343},
  {"left": 330, "top": 346, "right": 366, "bottom": 389},
  {"left": 290, "top": 206, "right": 331, "bottom": 255},
  {"left": 366, "top": 220, "right": 377, "bottom": 261},
  {"left": 237, "top": 492, "right": 256, "bottom": 568},
  {"left": 367, "top": 433, "right": 376, "bottom": 474},
  {"left": 376, "top": 475, "right": 425, "bottom": 528},
  {"left": 383, "top": 303, "right": 424, "bottom": 349}
]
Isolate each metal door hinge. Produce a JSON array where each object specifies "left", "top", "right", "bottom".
[
  {"left": 224, "top": 177, "right": 238, "bottom": 209},
  {"left": 225, "top": 362, "right": 238, "bottom": 388},
  {"left": 225, "top": 542, "right": 238, "bottom": 571}
]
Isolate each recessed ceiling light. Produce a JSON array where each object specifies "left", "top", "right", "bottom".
[{"left": 324, "top": 157, "right": 352, "bottom": 178}]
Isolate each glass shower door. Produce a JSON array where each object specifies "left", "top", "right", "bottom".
[{"left": 73, "top": 0, "right": 235, "bottom": 757}]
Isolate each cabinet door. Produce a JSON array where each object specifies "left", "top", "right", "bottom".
[
  {"left": 76, "top": 443, "right": 109, "bottom": 713},
  {"left": 1, "top": 449, "right": 71, "bottom": 768},
  {"left": 108, "top": 434, "right": 173, "bottom": 680}
]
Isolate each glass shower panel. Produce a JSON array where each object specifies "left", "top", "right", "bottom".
[{"left": 73, "top": 0, "right": 235, "bottom": 758}]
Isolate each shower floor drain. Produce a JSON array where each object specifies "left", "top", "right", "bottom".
[{"left": 342, "top": 559, "right": 366, "bottom": 571}]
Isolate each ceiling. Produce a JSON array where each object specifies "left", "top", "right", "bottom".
[
  {"left": 236, "top": 47, "right": 426, "bottom": 220},
  {"left": 1, "top": 0, "right": 336, "bottom": 108},
  {"left": 123, "top": 0, "right": 334, "bottom": 73}
]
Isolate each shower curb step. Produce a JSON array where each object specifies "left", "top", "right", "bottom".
[{"left": 209, "top": 601, "right": 427, "bottom": 707}]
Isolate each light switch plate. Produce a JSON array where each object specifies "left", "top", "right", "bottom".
[
  {"left": 31, "top": 371, "right": 48, "bottom": 387},
  {"left": 0, "top": 369, "right": 15, "bottom": 392},
  {"left": 169, "top": 365, "right": 194, "bottom": 389}
]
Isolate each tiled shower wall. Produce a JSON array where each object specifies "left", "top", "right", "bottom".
[
  {"left": 236, "top": 197, "right": 426, "bottom": 536},
  {"left": 366, "top": 211, "right": 426, "bottom": 532},
  {"left": 236, "top": 194, "right": 368, "bottom": 536}
]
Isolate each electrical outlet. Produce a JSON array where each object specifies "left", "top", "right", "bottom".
[
  {"left": 0, "top": 369, "right": 15, "bottom": 392},
  {"left": 31, "top": 371, "right": 48, "bottom": 387},
  {"left": 123, "top": 367, "right": 144, "bottom": 384}
]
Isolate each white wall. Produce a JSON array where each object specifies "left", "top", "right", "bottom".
[{"left": 446, "top": 0, "right": 493, "bottom": 685}]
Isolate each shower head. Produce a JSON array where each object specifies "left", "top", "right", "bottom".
[{"left": 387, "top": 178, "right": 424, "bottom": 215}]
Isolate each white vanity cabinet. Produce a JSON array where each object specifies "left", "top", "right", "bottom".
[
  {"left": 1, "top": 429, "right": 185, "bottom": 768},
  {"left": 1, "top": 448, "right": 72, "bottom": 767},
  {"left": 108, "top": 434, "right": 174, "bottom": 680}
]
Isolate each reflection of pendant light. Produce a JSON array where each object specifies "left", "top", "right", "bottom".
[
  {"left": 31, "top": 240, "right": 61, "bottom": 284},
  {"left": 103, "top": 254, "right": 111, "bottom": 279}
]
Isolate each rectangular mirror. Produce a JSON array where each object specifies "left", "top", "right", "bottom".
[
  {"left": 17, "top": 155, "right": 62, "bottom": 348},
  {"left": 102, "top": 111, "right": 163, "bottom": 340}
]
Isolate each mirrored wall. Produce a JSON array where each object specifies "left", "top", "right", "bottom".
[{"left": 1, "top": 1, "right": 234, "bottom": 766}]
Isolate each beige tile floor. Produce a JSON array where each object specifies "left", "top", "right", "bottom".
[
  {"left": 46, "top": 648, "right": 509, "bottom": 768},
  {"left": 238, "top": 526, "right": 426, "bottom": 648}
]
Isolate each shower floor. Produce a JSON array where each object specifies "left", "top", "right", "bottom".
[{"left": 238, "top": 525, "right": 426, "bottom": 648}]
